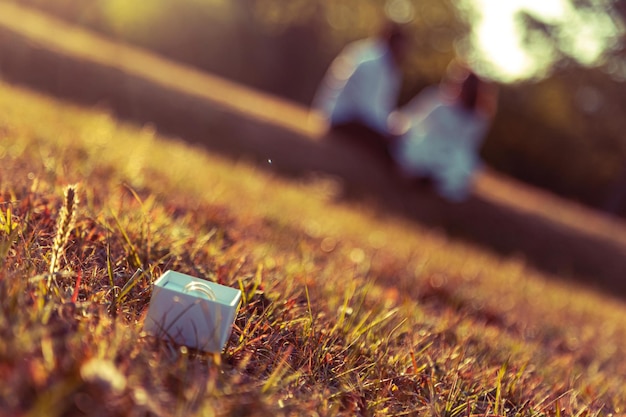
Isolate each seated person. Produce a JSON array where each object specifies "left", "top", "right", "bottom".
[
  {"left": 390, "top": 64, "right": 498, "bottom": 202},
  {"left": 313, "top": 22, "right": 409, "bottom": 162}
]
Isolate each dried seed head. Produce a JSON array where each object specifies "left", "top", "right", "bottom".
[{"left": 49, "top": 184, "right": 79, "bottom": 277}]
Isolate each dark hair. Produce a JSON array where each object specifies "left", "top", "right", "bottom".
[
  {"left": 381, "top": 22, "right": 408, "bottom": 64},
  {"left": 459, "top": 72, "right": 480, "bottom": 111},
  {"left": 381, "top": 21, "right": 407, "bottom": 44}
]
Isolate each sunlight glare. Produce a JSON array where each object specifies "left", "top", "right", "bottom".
[
  {"left": 460, "top": 0, "right": 623, "bottom": 82},
  {"left": 471, "top": 1, "right": 535, "bottom": 79}
]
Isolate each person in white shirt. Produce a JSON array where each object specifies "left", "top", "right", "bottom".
[
  {"left": 313, "top": 23, "right": 409, "bottom": 162},
  {"left": 391, "top": 64, "right": 498, "bottom": 202}
]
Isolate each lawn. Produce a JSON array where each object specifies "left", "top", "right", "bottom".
[{"left": 1, "top": 81, "right": 626, "bottom": 416}]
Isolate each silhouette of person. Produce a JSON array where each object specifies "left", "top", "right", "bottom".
[
  {"left": 390, "top": 62, "right": 498, "bottom": 202},
  {"left": 313, "top": 21, "right": 409, "bottom": 163}
]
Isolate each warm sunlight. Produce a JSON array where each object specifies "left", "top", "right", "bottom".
[
  {"left": 2, "top": 1, "right": 626, "bottom": 415},
  {"left": 461, "top": 0, "right": 623, "bottom": 82}
]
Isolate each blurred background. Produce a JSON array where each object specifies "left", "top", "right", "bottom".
[{"left": 6, "top": 0, "right": 626, "bottom": 216}]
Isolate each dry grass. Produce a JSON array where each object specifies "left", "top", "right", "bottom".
[{"left": 1, "top": 81, "right": 626, "bottom": 416}]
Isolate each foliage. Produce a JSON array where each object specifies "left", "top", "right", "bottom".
[{"left": 1, "top": 79, "right": 626, "bottom": 415}]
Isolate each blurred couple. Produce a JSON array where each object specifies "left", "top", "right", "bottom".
[{"left": 314, "top": 22, "right": 498, "bottom": 202}]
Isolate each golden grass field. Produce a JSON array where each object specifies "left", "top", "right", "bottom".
[
  {"left": 2, "top": 76, "right": 626, "bottom": 416},
  {"left": 2, "top": 2, "right": 626, "bottom": 416},
  {"left": 1, "top": 0, "right": 625, "bottom": 292}
]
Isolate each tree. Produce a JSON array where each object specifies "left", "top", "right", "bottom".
[{"left": 455, "top": 0, "right": 626, "bottom": 83}]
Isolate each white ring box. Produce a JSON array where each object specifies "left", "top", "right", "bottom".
[{"left": 143, "top": 270, "right": 242, "bottom": 353}]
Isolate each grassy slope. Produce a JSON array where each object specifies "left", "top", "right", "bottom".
[
  {"left": 1, "top": 78, "right": 626, "bottom": 417},
  {"left": 3, "top": 0, "right": 626, "bottom": 295}
]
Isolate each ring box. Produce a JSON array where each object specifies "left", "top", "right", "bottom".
[{"left": 143, "top": 270, "right": 242, "bottom": 353}]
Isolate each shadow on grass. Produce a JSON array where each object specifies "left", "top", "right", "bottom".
[{"left": 1, "top": 26, "right": 625, "bottom": 297}]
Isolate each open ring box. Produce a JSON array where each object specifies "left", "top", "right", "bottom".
[{"left": 143, "top": 270, "right": 242, "bottom": 353}]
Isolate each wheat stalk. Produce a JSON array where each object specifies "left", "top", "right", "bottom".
[{"left": 48, "top": 184, "right": 79, "bottom": 288}]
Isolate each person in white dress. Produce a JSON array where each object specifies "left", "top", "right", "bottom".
[
  {"left": 313, "top": 22, "right": 409, "bottom": 161},
  {"left": 391, "top": 65, "right": 498, "bottom": 202}
]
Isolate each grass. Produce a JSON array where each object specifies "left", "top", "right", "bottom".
[{"left": 1, "top": 80, "right": 626, "bottom": 416}]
